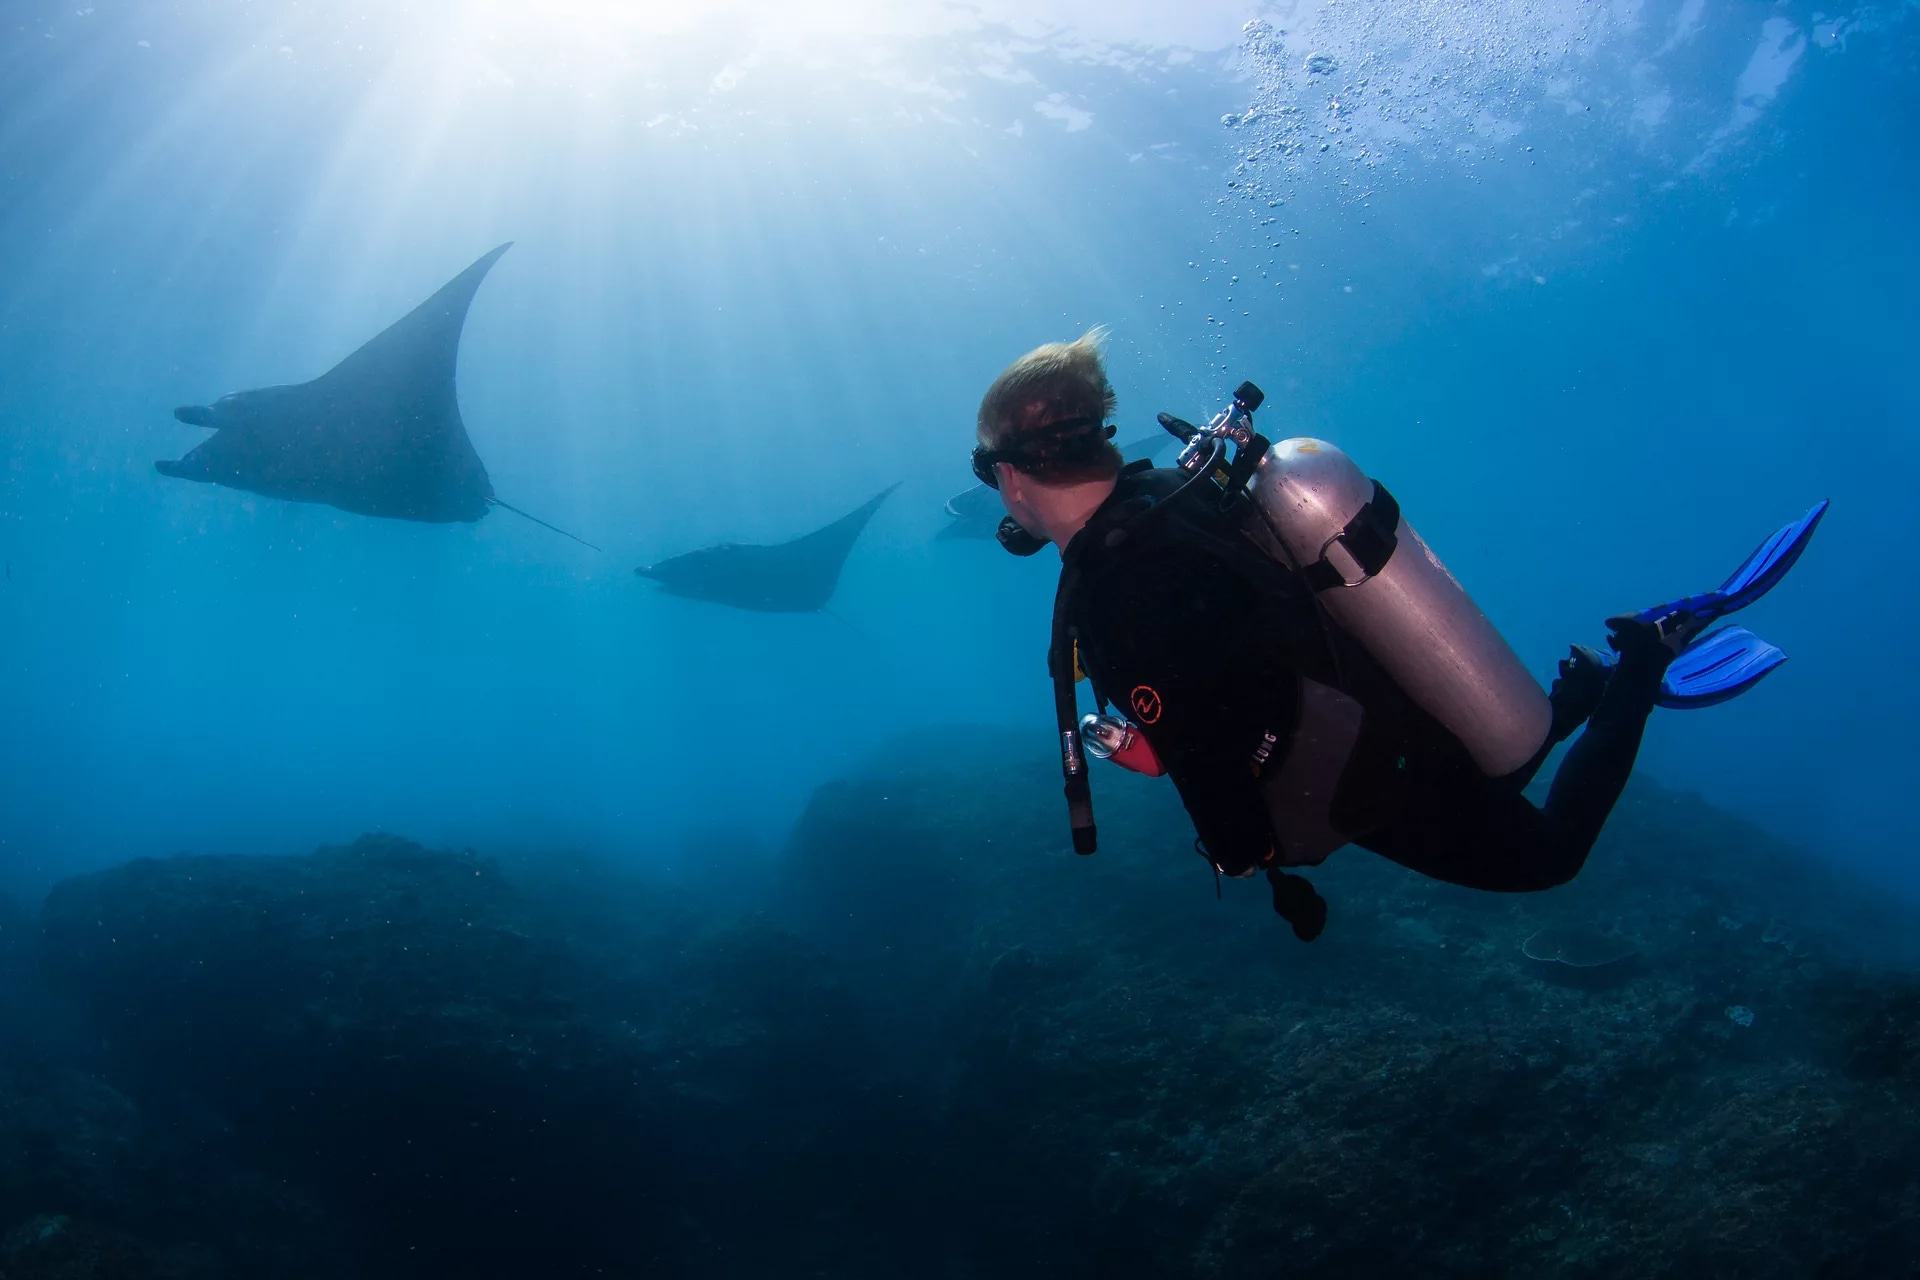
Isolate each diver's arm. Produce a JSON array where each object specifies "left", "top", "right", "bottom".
[
  {"left": 1078, "top": 548, "right": 1290, "bottom": 875},
  {"left": 1173, "top": 761, "right": 1280, "bottom": 876}
]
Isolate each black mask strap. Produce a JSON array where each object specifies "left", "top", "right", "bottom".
[{"left": 972, "top": 419, "right": 1117, "bottom": 488}]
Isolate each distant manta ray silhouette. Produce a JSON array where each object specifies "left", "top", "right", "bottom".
[
  {"left": 156, "top": 242, "right": 596, "bottom": 548},
  {"left": 635, "top": 484, "right": 900, "bottom": 613}
]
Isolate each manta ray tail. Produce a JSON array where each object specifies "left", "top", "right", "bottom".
[
  {"left": 820, "top": 606, "right": 876, "bottom": 644},
  {"left": 487, "top": 498, "right": 602, "bottom": 551}
]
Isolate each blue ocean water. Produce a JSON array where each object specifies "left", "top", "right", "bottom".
[
  {"left": 0, "top": 0, "right": 1914, "bottom": 896},
  {"left": 5, "top": 7, "right": 1920, "bottom": 1276}
]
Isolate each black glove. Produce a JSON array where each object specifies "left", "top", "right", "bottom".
[{"left": 1268, "top": 868, "right": 1327, "bottom": 942}]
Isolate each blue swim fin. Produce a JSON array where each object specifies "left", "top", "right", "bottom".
[
  {"left": 1633, "top": 500, "right": 1828, "bottom": 641},
  {"left": 1656, "top": 625, "right": 1787, "bottom": 709},
  {"left": 1589, "top": 625, "right": 1788, "bottom": 709}
]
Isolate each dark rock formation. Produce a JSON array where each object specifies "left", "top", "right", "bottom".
[
  {"left": 770, "top": 745, "right": 1920, "bottom": 1278},
  {"left": 11, "top": 740, "right": 1920, "bottom": 1277},
  {"left": 32, "top": 835, "right": 911, "bottom": 1276}
]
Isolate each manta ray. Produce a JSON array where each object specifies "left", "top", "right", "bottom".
[
  {"left": 635, "top": 484, "right": 899, "bottom": 613},
  {"left": 937, "top": 430, "right": 1180, "bottom": 540},
  {"left": 157, "top": 242, "right": 593, "bottom": 546}
]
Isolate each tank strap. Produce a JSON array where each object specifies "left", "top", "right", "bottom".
[{"left": 1302, "top": 481, "right": 1401, "bottom": 592}]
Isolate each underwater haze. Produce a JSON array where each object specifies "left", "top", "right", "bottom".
[{"left": 2, "top": 0, "right": 1915, "bottom": 892}]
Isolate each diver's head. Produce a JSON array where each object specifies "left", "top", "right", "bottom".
[{"left": 973, "top": 328, "right": 1124, "bottom": 552}]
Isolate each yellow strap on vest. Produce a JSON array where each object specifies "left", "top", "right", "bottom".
[{"left": 1073, "top": 640, "right": 1087, "bottom": 684}]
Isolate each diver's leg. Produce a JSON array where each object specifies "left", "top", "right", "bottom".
[
  {"left": 1356, "top": 752, "right": 1569, "bottom": 891},
  {"left": 1357, "top": 627, "right": 1669, "bottom": 892},
  {"left": 1503, "top": 644, "right": 1613, "bottom": 792},
  {"left": 1531, "top": 622, "right": 1670, "bottom": 856}
]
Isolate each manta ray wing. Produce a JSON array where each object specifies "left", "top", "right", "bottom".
[
  {"left": 158, "top": 243, "right": 511, "bottom": 523},
  {"left": 636, "top": 483, "right": 900, "bottom": 613}
]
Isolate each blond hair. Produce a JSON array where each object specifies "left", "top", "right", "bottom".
[{"left": 975, "top": 328, "right": 1123, "bottom": 482}]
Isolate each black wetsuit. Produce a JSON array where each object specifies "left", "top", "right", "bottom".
[{"left": 1062, "top": 464, "right": 1666, "bottom": 895}]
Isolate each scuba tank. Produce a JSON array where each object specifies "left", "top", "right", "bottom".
[
  {"left": 1168, "top": 383, "right": 1551, "bottom": 779},
  {"left": 1247, "top": 438, "right": 1550, "bottom": 777}
]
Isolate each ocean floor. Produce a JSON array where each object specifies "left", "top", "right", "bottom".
[{"left": 3, "top": 734, "right": 1917, "bottom": 1277}]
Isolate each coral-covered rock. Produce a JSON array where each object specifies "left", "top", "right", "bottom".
[
  {"left": 16, "top": 738, "right": 1920, "bottom": 1278},
  {"left": 35, "top": 834, "right": 914, "bottom": 1277},
  {"left": 40, "top": 835, "right": 655, "bottom": 1273},
  {"left": 772, "top": 741, "right": 1920, "bottom": 1277}
]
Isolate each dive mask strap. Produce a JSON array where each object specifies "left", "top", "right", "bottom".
[{"left": 972, "top": 419, "right": 1117, "bottom": 488}]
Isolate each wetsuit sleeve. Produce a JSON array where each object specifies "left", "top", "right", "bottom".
[{"left": 1078, "top": 545, "right": 1295, "bottom": 875}]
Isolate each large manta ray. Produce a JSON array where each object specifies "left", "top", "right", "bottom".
[
  {"left": 635, "top": 484, "right": 899, "bottom": 613},
  {"left": 937, "top": 431, "right": 1179, "bottom": 540},
  {"left": 157, "top": 243, "right": 592, "bottom": 545}
]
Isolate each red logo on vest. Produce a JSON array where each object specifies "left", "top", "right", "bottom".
[{"left": 1129, "top": 685, "right": 1163, "bottom": 725}]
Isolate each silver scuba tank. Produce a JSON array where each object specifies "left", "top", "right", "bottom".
[{"left": 1248, "top": 438, "right": 1552, "bottom": 778}]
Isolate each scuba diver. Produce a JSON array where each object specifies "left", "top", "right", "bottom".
[{"left": 973, "top": 331, "right": 1825, "bottom": 942}]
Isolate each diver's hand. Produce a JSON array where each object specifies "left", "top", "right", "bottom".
[{"left": 1268, "top": 869, "right": 1327, "bottom": 943}]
